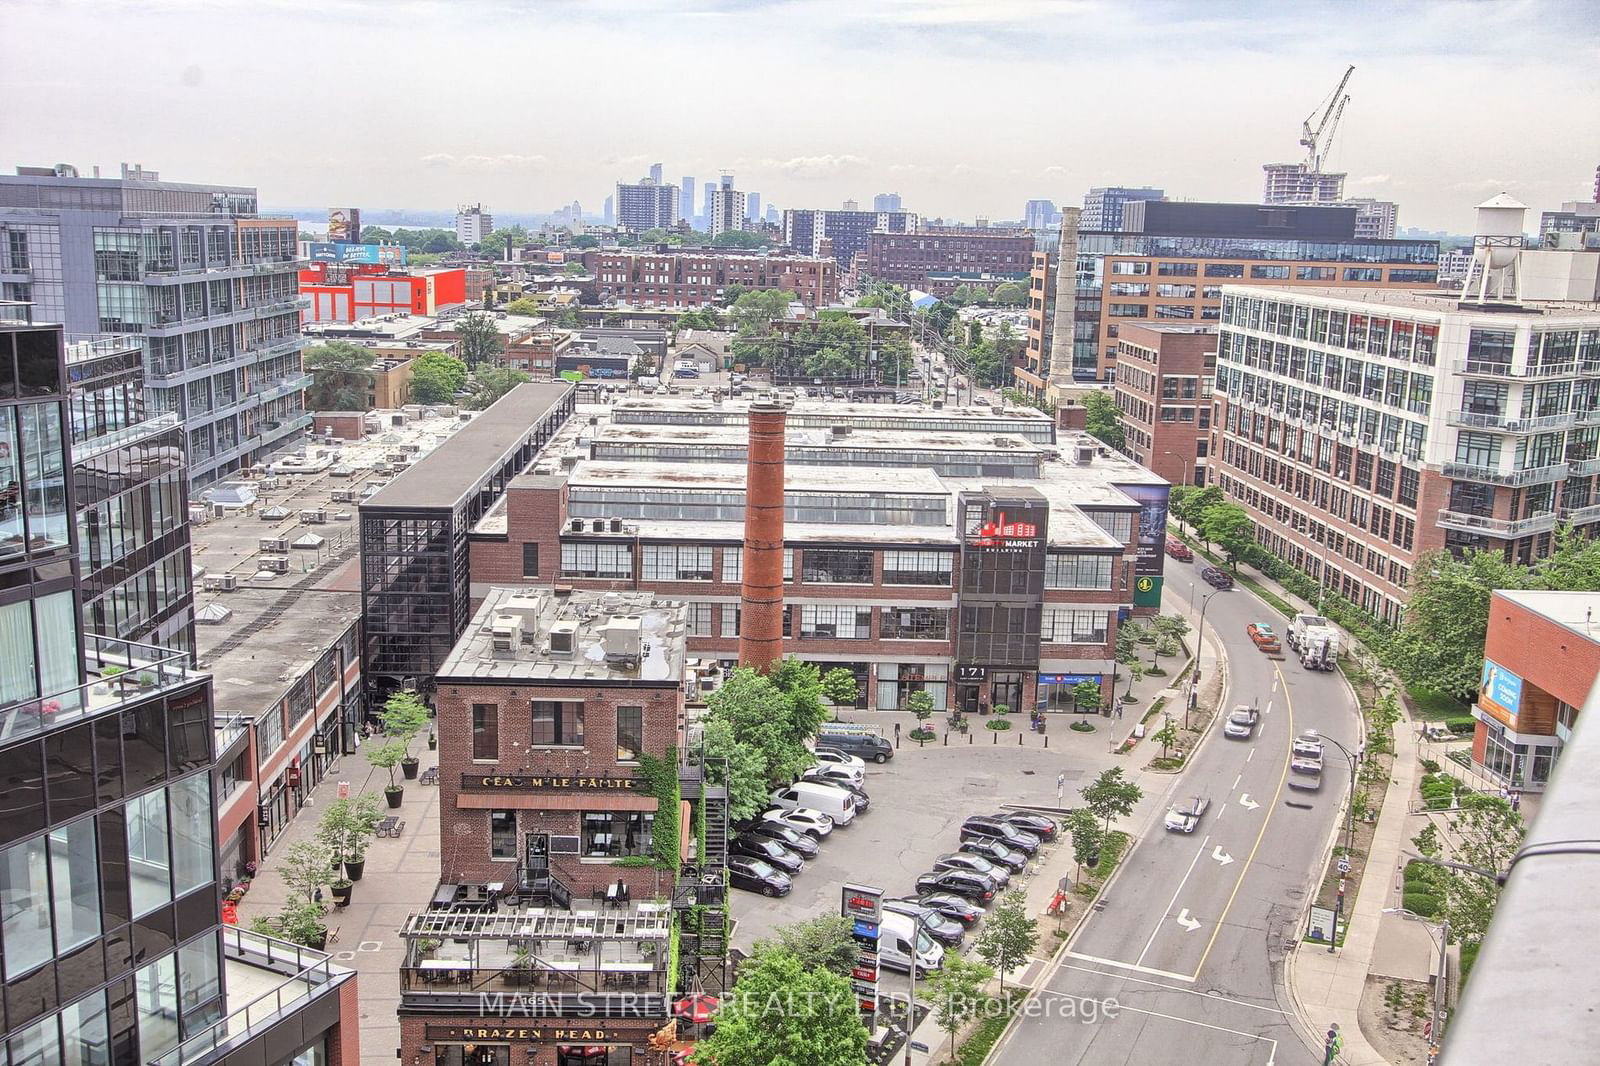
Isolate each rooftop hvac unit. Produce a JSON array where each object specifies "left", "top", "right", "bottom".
[
  {"left": 332, "top": 489, "right": 357, "bottom": 503},
  {"left": 561, "top": 454, "right": 580, "bottom": 470},
  {"left": 609, "top": 517, "right": 623, "bottom": 533},
  {"left": 1076, "top": 444, "right": 1096, "bottom": 464},
  {"left": 219, "top": 574, "right": 238, "bottom": 592},
  {"left": 548, "top": 620, "right": 578, "bottom": 657},
  {"left": 570, "top": 518, "right": 585, "bottom": 533},
  {"left": 210, "top": 503, "right": 228, "bottom": 518},
  {"left": 300, "top": 509, "right": 328, "bottom": 524},
  {"left": 260, "top": 537, "right": 289, "bottom": 553},
  {"left": 603, "top": 616, "right": 643, "bottom": 662},
  {"left": 490, "top": 615, "right": 523, "bottom": 657},
  {"left": 262, "top": 556, "right": 290, "bottom": 573},
  {"left": 932, "top": 398, "right": 944, "bottom": 409},
  {"left": 830, "top": 425, "right": 851, "bottom": 437}
]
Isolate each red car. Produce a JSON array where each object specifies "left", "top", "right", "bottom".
[{"left": 1165, "top": 537, "right": 1193, "bottom": 561}]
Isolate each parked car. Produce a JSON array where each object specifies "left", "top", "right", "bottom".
[
  {"left": 1165, "top": 537, "right": 1193, "bottom": 561},
  {"left": 812, "top": 747, "right": 867, "bottom": 773},
  {"left": 729, "top": 836, "right": 805, "bottom": 874},
  {"left": 959, "top": 816, "right": 1043, "bottom": 855},
  {"left": 727, "top": 857, "right": 791, "bottom": 897},
  {"left": 746, "top": 820, "right": 820, "bottom": 858},
  {"left": 932, "top": 852, "right": 1011, "bottom": 887},
  {"left": 769, "top": 782, "right": 856, "bottom": 826},
  {"left": 991, "top": 811, "right": 1059, "bottom": 841},
  {"left": 958, "top": 838, "right": 1029, "bottom": 872},
  {"left": 1201, "top": 566, "right": 1235, "bottom": 590},
  {"left": 915, "top": 869, "right": 997, "bottom": 904},
  {"left": 911, "top": 892, "right": 985, "bottom": 927},
  {"left": 881, "top": 899, "right": 966, "bottom": 946},
  {"left": 1288, "top": 756, "right": 1325, "bottom": 790},
  {"left": 877, "top": 912, "right": 945, "bottom": 976},
  {"left": 1164, "top": 796, "right": 1212, "bottom": 833},
  {"left": 1224, "top": 705, "right": 1261, "bottom": 739},
  {"left": 801, "top": 762, "right": 865, "bottom": 788},
  {"left": 801, "top": 776, "right": 871, "bottom": 812},
  {"left": 761, "top": 806, "right": 833, "bottom": 838},
  {"left": 816, "top": 732, "right": 894, "bottom": 763}
]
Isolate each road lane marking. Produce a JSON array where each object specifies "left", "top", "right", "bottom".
[
  {"left": 1265, "top": 699, "right": 1274, "bottom": 715},
  {"left": 1239, "top": 794, "right": 1260, "bottom": 809},
  {"left": 1033, "top": 989, "right": 1280, "bottom": 1060},
  {"left": 1060, "top": 951, "right": 1197, "bottom": 983},
  {"left": 1232, "top": 774, "right": 1242, "bottom": 789},
  {"left": 1056, "top": 963, "right": 1292, "bottom": 1015},
  {"left": 1212, "top": 846, "right": 1234, "bottom": 866},
  {"left": 1247, "top": 748, "right": 1255, "bottom": 762},
  {"left": 1136, "top": 834, "right": 1209, "bottom": 967},
  {"left": 1191, "top": 662, "right": 1296, "bottom": 980},
  {"left": 1176, "top": 909, "right": 1201, "bottom": 931}
]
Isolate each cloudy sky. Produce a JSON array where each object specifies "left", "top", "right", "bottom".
[{"left": 3, "top": 0, "right": 1597, "bottom": 233}]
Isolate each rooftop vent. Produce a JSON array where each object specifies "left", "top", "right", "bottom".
[
  {"left": 610, "top": 517, "right": 624, "bottom": 533},
  {"left": 603, "top": 615, "right": 643, "bottom": 663},
  {"left": 547, "top": 620, "right": 577, "bottom": 658},
  {"left": 570, "top": 518, "right": 585, "bottom": 533},
  {"left": 1076, "top": 444, "right": 1096, "bottom": 465},
  {"left": 831, "top": 425, "right": 852, "bottom": 438}
]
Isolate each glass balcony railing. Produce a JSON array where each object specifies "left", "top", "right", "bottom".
[{"left": 0, "top": 633, "right": 194, "bottom": 743}]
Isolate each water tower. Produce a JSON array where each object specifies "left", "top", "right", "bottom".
[{"left": 1459, "top": 193, "right": 1528, "bottom": 306}]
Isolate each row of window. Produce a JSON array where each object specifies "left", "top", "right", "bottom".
[
  {"left": 1219, "top": 330, "right": 1436, "bottom": 418},
  {"left": 1221, "top": 369, "right": 1428, "bottom": 463},
  {"left": 471, "top": 701, "right": 642, "bottom": 758},
  {"left": 1219, "top": 295, "right": 1441, "bottom": 365},
  {"left": 487, "top": 809, "right": 655, "bottom": 861}
]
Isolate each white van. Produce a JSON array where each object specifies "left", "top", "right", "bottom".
[
  {"left": 877, "top": 911, "right": 944, "bottom": 976},
  {"left": 769, "top": 782, "right": 856, "bottom": 826}
]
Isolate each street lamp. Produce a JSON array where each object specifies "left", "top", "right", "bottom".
[
  {"left": 1186, "top": 590, "right": 1217, "bottom": 730},
  {"left": 1312, "top": 733, "right": 1361, "bottom": 954},
  {"left": 1384, "top": 908, "right": 1450, "bottom": 1053}
]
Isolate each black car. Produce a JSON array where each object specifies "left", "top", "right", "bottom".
[
  {"left": 881, "top": 899, "right": 966, "bottom": 946},
  {"left": 992, "top": 811, "right": 1059, "bottom": 841},
  {"left": 728, "top": 857, "right": 791, "bottom": 897},
  {"left": 913, "top": 892, "right": 985, "bottom": 926},
  {"left": 1201, "top": 566, "right": 1235, "bottom": 590},
  {"left": 959, "top": 816, "right": 1042, "bottom": 856},
  {"left": 817, "top": 732, "right": 894, "bottom": 764},
  {"left": 746, "top": 820, "right": 820, "bottom": 858},
  {"left": 958, "top": 838, "right": 1028, "bottom": 872},
  {"left": 932, "top": 852, "right": 1011, "bottom": 887},
  {"left": 730, "top": 836, "right": 805, "bottom": 874},
  {"left": 915, "top": 869, "right": 997, "bottom": 904}
]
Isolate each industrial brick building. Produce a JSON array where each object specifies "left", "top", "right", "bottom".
[
  {"left": 587, "top": 248, "right": 837, "bottom": 309},
  {"left": 298, "top": 261, "right": 468, "bottom": 323},
  {"left": 862, "top": 228, "right": 1034, "bottom": 293},
  {"left": 783, "top": 208, "right": 917, "bottom": 266},
  {"left": 1112, "top": 323, "right": 1219, "bottom": 487}
]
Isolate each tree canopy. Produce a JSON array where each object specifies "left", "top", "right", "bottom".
[
  {"left": 1080, "top": 767, "right": 1142, "bottom": 833},
  {"left": 705, "top": 660, "right": 827, "bottom": 792},
  {"left": 728, "top": 289, "right": 792, "bottom": 366},
  {"left": 690, "top": 949, "right": 867, "bottom": 1066},
  {"left": 710, "top": 230, "right": 772, "bottom": 249},
  {"left": 409, "top": 352, "right": 468, "bottom": 404},
  {"left": 501, "top": 297, "right": 543, "bottom": 317},
  {"left": 1079, "top": 390, "right": 1126, "bottom": 450},
  {"left": 465, "top": 367, "right": 529, "bottom": 410},
  {"left": 1199, "top": 502, "right": 1255, "bottom": 571},
  {"left": 751, "top": 916, "right": 859, "bottom": 978},
  {"left": 454, "top": 311, "right": 505, "bottom": 368},
  {"left": 991, "top": 281, "right": 1030, "bottom": 306},
  {"left": 301, "top": 340, "right": 374, "bottom": 411},
  {"left": 569, "top": 234, "right": 600, "bottom": 249}
]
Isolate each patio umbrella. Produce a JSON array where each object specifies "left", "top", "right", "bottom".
[{"left": 673, "top": 994, "right": 718, "bottom": 1025}]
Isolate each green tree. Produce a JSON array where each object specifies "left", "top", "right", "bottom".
[
  {"left": 975, "top": 890, "right": 1038, "bottom": 990},
  {"left": 1080, "top": 767, "right": 1142, "bottom": 833},
  {"left": 569, "top": 234, "right": 600, "bottom": 249},
  {"left": 1436, "top": 794, "right": 1525, "bottom": 948},
  {"left": 1167, "top": 484, "right": 1222, "bottom": 534},
  {"left": 479, "top": 226, "right": 529, "bottom": 253},
  {"left": 925, "top": 955, "right": 993, "bottom": 1062},
  {"left": 752, "top": 916, "right": 859, "bottom": 977},
  {"left": 706, "top": 663, "right": 821, "bottom": 787},
  {"left": 794, "top": 316, "right": 869, "bottom": 380},
  {"left": 1152, "top": 717, "right": 1179, "bottom": 759},
  {"left": 423, "top": 232, "right": 458, "bottom": 254},
  {"left": 502, "top": 297, "right": 543, "bottom": 316},
  {"left": 1080, "top": 390, "right": 1126, "bottom": 450},
  {"left": 1152, "top": 613, "right": 1191, "bottom": 644},
  {"left": 820, "top": 667, "right": 860, "bottom": 711},
  {"left": 1072, "top": 679, "right": 1103, "bottom": 712},
  {"left": 301, "top": 340, "right": 374, "bottom": 410},
  {"left": 905, "top": 690, "right": 935, "bottom": 731},
  {"left": 554, "top": 307, "right": 581, "bottom": 329},
  {"left": 454, "top": 311, "right": 505, "bottom": 369},
  {"left": 316, "top": 793, "right": 383, "bottom": 866},
  {"left": 690, "top": 949, "right": 867, "bottom": 1066},
  {"left": 702, "top": 717, "right": 769, "bottom": 823},
  {"left": 562, "top": 262, "right": 587, "bottom": 276},
  {"left": 967, "top": 319, "right": 985, "bottom": 348},
  {"left": 991, "top": 281, "right": 1029, "bottom": 306},
  {"left": 1389, "top": 546, "right": 1530, "bottom": 701},
  {"left": 877, "top": 331, "right": 915, "bottom": 384},
  {"left": 710, "top": 229, "right": 770, "bottom": 249},
  {"left": 677, "top": 308, "right": 724, "bottom": 331},
  {"left": 365, "top": 740, "right": 406, "bottom": 792},
  {"left": 1066, "top": 809, "right": 1105, "bottom": 885},
  {"left": 465, "top": 367, "right": 530, "bottom": 410},
  {"left": 1199, "top": 502, "right": 1255, "bottom": 571},
  {"left": 359, "top": 225, "right": 393, "bottom": 243},
  {"left": 381, "top": 691, "right": 431, "bottom": 758},
  {"left": 771, "top": 658, "right": 828, "bottom": 741},
  {"left": 273, "top": 840, "right": 336, "bottom": 904},
  {"left": 409, "top": 352, "right": 468, "bottom": 404}
]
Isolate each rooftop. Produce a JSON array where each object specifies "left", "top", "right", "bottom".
[
  {"left": 591, "top": 422, "right": 1044, "bottom": 455},
  {"left": 362, "top": 382, "right": 574, "bottom": 509},
  {"left": 1494, "top": 589, "right": 1600, "bottom": 646},
  {"left": 437, "top": 587, "right": 687, "bottom": 685},
  {"left": 1237, "top": 284, "right": 1600, "bottom": 319}
]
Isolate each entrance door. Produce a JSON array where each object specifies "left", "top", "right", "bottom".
[
  {"left": 990, "top": 671, "right": 1023, "bottom": 715},
  {"left": 955, "top": 684, "right": 982, "bottom": 714}
]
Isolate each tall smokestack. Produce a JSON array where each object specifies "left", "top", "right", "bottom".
[
  {"left": 739, "top": 401, "right": 786, "bottom": 673},
  {"left": 1047, "top": 207, "right": 1080, "bottom": 395}
]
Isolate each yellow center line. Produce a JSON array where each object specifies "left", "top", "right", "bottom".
[{"left": 1189, "top": 661, "right": 1294, "bottom": 979}]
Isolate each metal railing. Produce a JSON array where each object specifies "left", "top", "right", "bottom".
[
  {"left": 1435, "top": 509, "right": 1558, "bottom": 539},
  {"left": 1441, "top": 461, "right": 1569, "bottom": 487},
  {"left": 150, "top": 927, "right": 347, "bottom": 1066},
  {"left": 0, "top": 633, "right": 193, "bottom": 744},
  {"left": 64, "top": 333, "right": 142, "bottom": 363},
  {"left": 215, "top": 713, "right": 249, "bottom": 752},
  {"left": 1558, "top": 502, "right": 1600, "bottom": 524}
]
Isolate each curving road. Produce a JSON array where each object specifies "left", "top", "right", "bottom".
[{"left": 993, "top": 554, "right": 1364, "bottom": 1066}]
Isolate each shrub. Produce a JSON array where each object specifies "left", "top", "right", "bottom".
[
  {"left": 1444, "top": 715, "right": 1476, "bottom": 734},
  {"left": 1402, "top": 891, "right": 1441, "bottom": 917},
  {"left": 909, "top": 727, "right": 936, "bottom": 742},
  {"left": 1420, "top": 758, "right": 1441, "bottom": 774},
  {"left": 1070, "top": 721, "right": 1095, "bottom": 733},
  {"left": 985, "top": 718, "right": 1012, "bottom": 731}
]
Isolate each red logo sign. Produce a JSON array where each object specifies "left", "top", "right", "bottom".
[{"left": 970, "top": 510, "right": 1039, "bottom": 547}]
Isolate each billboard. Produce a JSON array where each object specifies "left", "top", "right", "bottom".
[
  {"left": 327, "top": 207, "right": 361, "bottom": 243},
  {"left": 1479, "top": 658, "right": 1523, "bottom": 722},
  {"left": 306, "top": 242, "right": 407, "bottom": 266},
  {"left": 1120, "top": 482, "right": 1171, "bottom": 578}
]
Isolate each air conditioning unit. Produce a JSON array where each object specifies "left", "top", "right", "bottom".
[
  {"left": 570, "top": 518, "right": 585, "bottom": 533},
  {"left": 490, "top": 614, "right": 523, "bottom": 658},
  {"left": 548, "top": 621, "right": 578, "bottom": 658},
  {"left": 301, "top": 509, "right": 328, "bottom": 524},
  {"left": 603, "top": 616, "right": 643, "bottom": 662},
  {"left": 259, "top": 537, "right": 289, "bottom": 553},
  {"left": 219, "top": 574, "right": 238, "bottom": 592},
  {"left": 262, "top": 556, "right": 290, "bottom": 573},
  {"left": 1076, "top": 444, "right": 1096, "bottom": 465}
]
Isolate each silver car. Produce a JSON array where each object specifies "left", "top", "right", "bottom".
[{"left": 1224, "top": 705, "right": 1260, "bottom": 739}]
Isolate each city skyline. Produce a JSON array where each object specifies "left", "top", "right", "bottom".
[{"left": 3, "top": 0, "right": 1597, "bottom": 233}]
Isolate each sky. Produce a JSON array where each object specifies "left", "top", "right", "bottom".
[{"left": 3, "top": 0, "right": 1598, "bottom": 234}]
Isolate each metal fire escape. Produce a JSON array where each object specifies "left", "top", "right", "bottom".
[{"left": 676, "top": 754, "right": 732, "bottom": 993}]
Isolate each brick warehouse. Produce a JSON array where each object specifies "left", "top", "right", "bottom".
[{"left": 585, "top": 247, "right": 837, "bottom": 309}]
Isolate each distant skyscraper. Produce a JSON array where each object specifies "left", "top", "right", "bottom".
[
  {"left": 1081, "top": 186, "right": 1165, "bottom": 231},
  {"left": 1023, "top": 199, "right": 1058, "bottom": 230},
  {"left": 873, "top": 192, "right": 903, "bottom": 212},
  {"left": 603, "top": 194, "right": 614, "bottom": 225},
  {"left": 649, "top": 162, "right": 663, "bottom": 185},
  {"left": 703, "top": 184, "right": 715, "bottom": 223},
  {"left": 614, "top": 177, "right": 678, "bottom": 231},
  {"left": 1260, "top": 164, "right": 1343, "bottom": 205},
  {"left": 747, "top": 192, "right": 761, "bottom": 225},
  {"left": 709, "top": 180, "right": 747, "bottom": 239},
  {"left": 766, "top": 204, "right": 780, "bottom": 225},
  {"left": 1345, "top": 198, "right": 1398, "bottom": 239},
  {"left": 456, "top": 202, "right": 494, "bottom": 245},
  {"left": 682, "top": 176, "right": 696, "bottom": 224}
]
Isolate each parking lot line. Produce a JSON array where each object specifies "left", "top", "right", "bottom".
[{"left": 1034, "top": 987, "right": 1282, "bottom": 1060}]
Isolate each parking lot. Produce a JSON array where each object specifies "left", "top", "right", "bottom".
[{"left": 729, "top": 728, "right": 1088, "bottom": 965}]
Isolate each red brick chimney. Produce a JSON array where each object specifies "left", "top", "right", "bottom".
[
  {"left": 1057, "top": 402, "right": 1087, "bottom": 431},
  {"left": 739, "top": 401, "right": 786, "bottom": 673}
]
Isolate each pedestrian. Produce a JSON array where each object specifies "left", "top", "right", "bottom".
[
  {"left": 894, "top": 722, "right": 901, "bottom": 743},
  {"left": 1357, "top": 742, "right": 1366, "bottom": 763},
  {"left": 1115, "top": 703, "right": 1124, "bottom": 720},
  {"left": 1511, "top": 790, "right": 1522, "bottom": 813}
]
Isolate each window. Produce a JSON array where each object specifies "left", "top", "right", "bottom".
[
  {"left": 880, "top": 606, "right": 949, "bottom": 640},
  {"left": 1344, "top": 267, "right": 1383, "bottom": 282},
  {"left": 1205, "top": 263, "right": 1245, "bottom": 278},
  {"left": 1042, "top": 609, "right": 1110, "bottom": 644},
  {"left": 135, "top": 953, "right": 180, "bottom": 1062},
  {"left": 581, "top": 811, "right": 653, "bottom": 858},
  {"left": 127, "top": 788, "right": 172, "bottom": 917},
  {"left": 472, "top": 704, "right": 499, "bottom": 761},
  {"left": 531, "top": 701, "right": 584, "bottom": 746},
  {"left": 1045, "top": 554, "right": 1114, "bottom": 589},
  {"left": 688, "top": 602, "right": 712, "bottom": 637},
  {"left": 521, "top": 543, "right": 539, "bottom": 578},
  {"left": 490, "top": 811, "right": 517, "bottom": 859},
  {"left": 801, "top": 548, "right": 873, "bottom": 584},
  {"left": 720, "top": 546, "right": 742, "bottom": 583},
  {"left": 1083, "top": 510, "right": 1133, "bottom": 541},
  {"left": 1110, "top": 282, "right": 1150, "bottom": 297},
  {"left": 881, "top": 550, "right": 952, "bottom": 586},
  {"left": 720, "top": 603, "right": 741, "bottom": 637},
  {"left": 1157, "top": 262, "right": 1198, "bottom": 277},
  {"left": 170, "top": 774, "right": 214, "bottom": 898},
  {"left": 641, "top": 544, "right": 714, "bottom": 581},
  {"left": 1455, "top": 432, "right": 1500, "bottom": 468},
  {"left": 1111, "top": 261, "right": 1150, "bottom": 275},
  {"left": 799, "top": 604, "right": 872, "bottom": 639},
  {"left": 1466, "top": 329, "right": 1515, "bottom": 371},
  {"left": 1297, "top": 267, "right": 1335, "bottom": 281},
  {"left": 1250, "top": 265, "right": 1290, "bottom": 279},
  {"left": 1157, "top": 283, "right": 1197, "bottom": 298},
  {"left": 560, "top": 542, "right": 633, "bottom": 579},
  {"left": 616, "top": 707, "right": 643, "bottom": 762},
  {"left": 1, "top": 836, "right": 52, "bottom": 976},
  {"left": 1375, "top": 460, "right": 1396, "bottom": 498},
  {"left": 1109, "top": 303, "right": 1149, "bottom": 317}
]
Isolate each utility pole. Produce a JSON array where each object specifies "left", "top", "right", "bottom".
[
  {"left": 1432, "top": 918, "right": 1449, "bottom": 1056},
  {"left": 903, "top": 914, "right": 920, "bottom": 1066}
]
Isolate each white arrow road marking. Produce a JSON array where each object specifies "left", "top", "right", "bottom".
[
  {"left": 1239, "top": 794, "right": 1260, "bottom": 810},
  {"left": 1137, "top": 835, "right": 1209, "bottom": 966},
  {"left": 1176, "top": 909, "right": 1201, "bottom": 931},
  {"left": 1213, "top": 846, "right": 1234, "bottom": 866}
]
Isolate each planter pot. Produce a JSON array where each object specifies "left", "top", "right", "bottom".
[
  {"left": 427, "top": 734, "right": 437, "bottom": 751},
  {"left": 385, "top": 787, "right": 404, "bottom": 809},
  {"left": 330, "top": 883, "right": 353, "bottom": 907},
  {"left": 306, "top": 930, "right": 329, "bottom": 951},
  {"left": 401, "top": 758, "right": 420, "bottom": 781},
  {"left": 344, "top": 859, "right": 365, "bottom": 882}
]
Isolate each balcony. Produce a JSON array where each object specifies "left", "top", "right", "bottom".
[
  {"left": 257, "top": 373, "right": 313, "bottom": 405},
  {"left": 1453, "top": 358, "right": 1594, "bottom": 379},
  {"left": 1568, "top": 457, "right": 1600, "bottom": 476},
  {"left": 1448, "top": 409, "right": 1577, "bottom": 433},
  {"left": 1441, "top": 461, "right": 1569, "bottom": 487},
  {"left": 1559, "top": 502, "right": 1600, "bottom": 525},
  {"left": 1435, "top": 509, "right": 1557, "bottom": 539},
  {"left": 0, "top": 633, "right": 194, "bottom": 745},
  {"left": 398, "top": 904, "right": 672, "bottom": 1016}
]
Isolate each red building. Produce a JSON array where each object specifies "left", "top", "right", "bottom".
[
  {"left": 1112, "top": 323, "right": 1218, "bottom": 487},
  {"left": 588, "top": 248, "right": 837, "bottom": 308},
  {"left": 299, "top": 262, "right": 469, "bottom": 323}
]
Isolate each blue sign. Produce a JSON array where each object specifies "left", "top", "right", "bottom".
[
  {"left": 1480, "top": 658, "right": 1523, "bottom": 718},
  {"left": 1039, "top": 674, "right": 1100, "bottom": 686},
  {"left": 307, "top": 242, "right": 407, "bottom": 266}
]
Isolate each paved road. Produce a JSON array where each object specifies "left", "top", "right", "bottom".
[{"left": 994, "top": 555, "right": 1363, "bottom": 1066}]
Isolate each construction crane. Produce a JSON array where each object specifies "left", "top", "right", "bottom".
[{"left": 1299, "top": 65, "right": 1354, "bottom": 174}]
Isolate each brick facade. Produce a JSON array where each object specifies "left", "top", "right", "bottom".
[
  {"left": 401, "top": 1016, "right": 662, "bottom": 1066},
  {"left": 587, "top": 249, "right": 837, "bottom": 309},
  {"left": 1112, "top": 323, "right": 1217, "bottom": 487},
  {"left": 863, "top": 229, "right": 1034, "bottom": 292}
]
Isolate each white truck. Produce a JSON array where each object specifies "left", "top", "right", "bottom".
[{"left": 1288, "top": 613, "right": 1340, "bottom": 671}]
